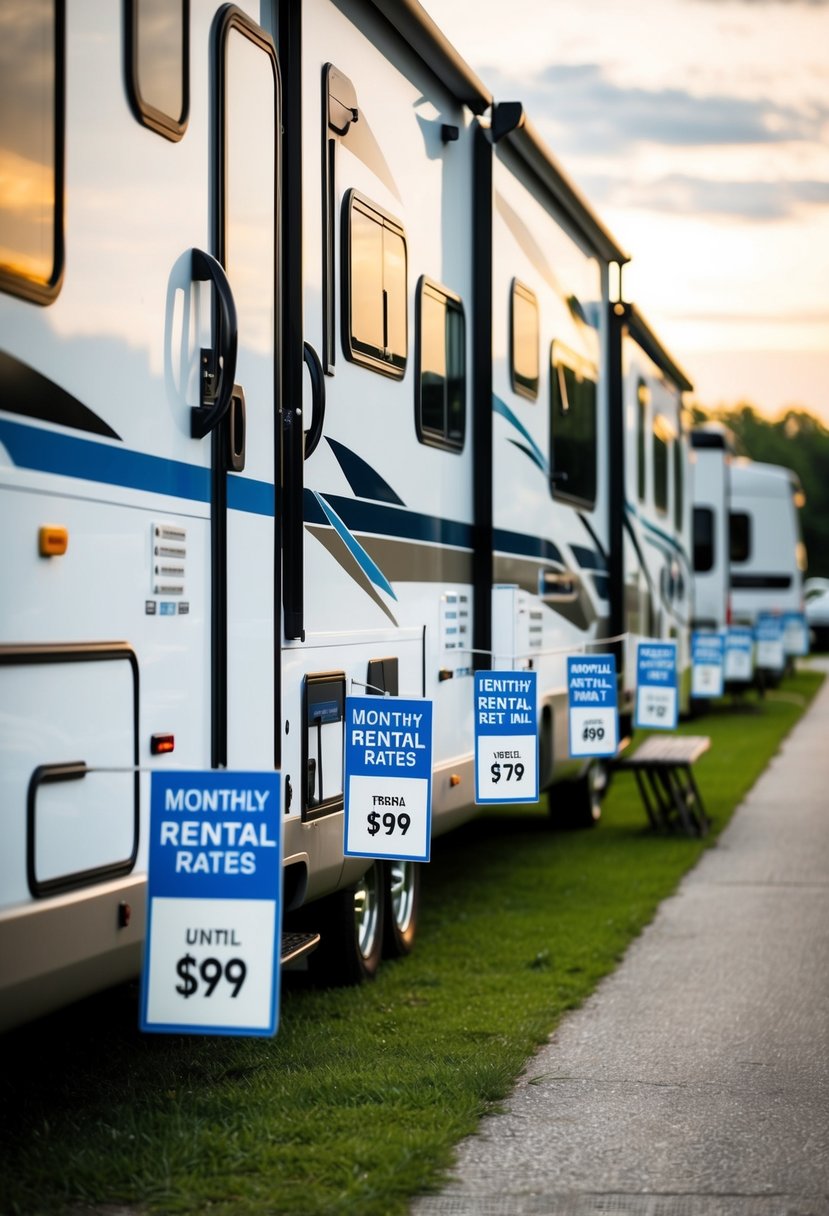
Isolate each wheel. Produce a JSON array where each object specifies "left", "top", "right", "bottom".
[
  {"left": 549, "top": 761, "right": 608, "bottom": 829},
  {"left": 383, "top": 860, "right": 420, "bottom": 958},
  {"left": 307, "top": 860, "right": 385, "bottom": 986}
]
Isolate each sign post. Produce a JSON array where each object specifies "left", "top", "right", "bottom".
[
  {"left": 567, "top": 654, "right": 618, "bottom": 758},
  {"left": 635, "top": 640, "right": 678, "bottom": 730},
  {"left": 474, "top": 670, "right": 539, "bottom": 803},
  {"left": 343, "top": 697, "right": 432, "bottom": 861},
  {"left": 141, "top": 770, "right": 282, "bottom": 1037}
]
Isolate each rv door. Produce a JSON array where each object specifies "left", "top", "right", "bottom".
[{"left": 192, "top": 10, "right": 281, "bottom": 770}]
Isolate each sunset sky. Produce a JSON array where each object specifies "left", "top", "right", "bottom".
[{"left": 423, "top": 0, "right": 829, "bottom": 422}]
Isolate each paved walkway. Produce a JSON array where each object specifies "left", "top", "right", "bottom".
[{"left": 414, "top": 666, "right": 829, "bottom": 1216}]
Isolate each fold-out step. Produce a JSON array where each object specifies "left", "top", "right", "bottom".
[{"left": 280, "top": 931, "right": 321, "bottom": 966}]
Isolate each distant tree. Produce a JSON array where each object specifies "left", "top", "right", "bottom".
[{"left": 692, "top": 402, "right": 829, "bottom": 580}]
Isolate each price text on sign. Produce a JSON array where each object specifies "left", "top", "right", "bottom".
[
  {"left": 635, "top": 641, "right": 678, "bottom": 730},
  {"left": 567, "top": 654, "right": 618, "bottom": 758},
  {"left": 141, "top": 772, "right": 282, "bottom": 1038},
  {"left": 474, "top": 671, "right": 539, "bottom": 803},
  {"left": 344, "top": 698, "right": 433, "bottom": 861},
  {"left": 691, "top": 632, "right": 724, "bottom": 699}
]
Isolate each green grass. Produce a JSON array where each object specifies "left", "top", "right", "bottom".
[{"left": 0, "top": 668, "right": 822, "bottom": 1216}]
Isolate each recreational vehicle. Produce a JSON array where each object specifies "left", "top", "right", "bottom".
[
  {"left": 729, "top": 459, "right": 807, "bottom": 629},
  {"left": 0, "top": 0, "right": 632, "bottom": 1030},
  {"left": 690, "top": 425, "right": 733, "bottom": 631},
  {"left": 610, "top": 305, "right": 694, "bottom": 723}
]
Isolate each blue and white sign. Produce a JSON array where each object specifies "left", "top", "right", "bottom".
[
  {"left": 691, "top": 631, "right": 725, "bottom": 699},
  {"left": 782, "top": 611, "right": 809, "bottom": 657},
  {"left": 635, "top": 640, "right": 678, "bottom": 730},
  {"left": 755, "top": 613, "right": 785, "bottom": 670},
  {"left": 474, "top": 670, "right": 539, "bottom": 803},
  {"left": 141, "top": 770, "right": 281, "bottom": 1037},
  {"left": 567, "top": 654, "right": 618, "bottom": 758},
  {"left": 344, "top": 698, "right": 432, "bottom": 861},
  {"left": 724, "top": 626, "right": 754, "bottom": 683}
]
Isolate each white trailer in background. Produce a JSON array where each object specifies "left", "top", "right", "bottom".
[
  {"left": 610, "top": 305, "right": 694, "bottom": 725},
  {"left": 729, "top": 459, "right": 807, "bottom": 633},
  {"left": 690, "top": 425, "right": 734, "bottom": 632}
]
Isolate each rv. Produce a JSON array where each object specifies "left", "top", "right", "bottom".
[
  {"left": 610, "top": 305, "right": 694, "bottom": 724},
  {"left": 0, "top": 0, "right": 633, "bottom": 1030},
  {"left": 729, "top": 459, "right": 807, "bottom": 631},
  {"left": 690, "top": 424, "right": 734, "bottom": 631}
]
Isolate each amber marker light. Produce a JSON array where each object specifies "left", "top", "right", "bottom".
[
  {"left": 450, "top": 773, "right": 461, "bottom": 787},
  {"left": 151, "top": 733, "right": 175, "bottom": 755},
  {"left": 39, "top": 525, "right": 69, "bottom": 556}
]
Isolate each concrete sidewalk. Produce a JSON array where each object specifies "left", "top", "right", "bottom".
[{"left": 414, "top": 668, "right": 829, "bottom": 1216}]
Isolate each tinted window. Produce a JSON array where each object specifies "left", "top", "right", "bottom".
[
  {"left": 416, "top": 279, "right": 465, "bottom": 451},
  {"left": 673, "top": 436, "right": 684, "bottom": 530},
  {"left": 344, "top": 192, "right": 407, "bottom": 378},
  {"left": 694, "top": 506, "right": 714, "bottom": 573},
  {"left": 550, "top": 344, "right": 597, "bottom": 508},
  {"left": 127, "top": 0, "right": 189, "bottom": 141},
  {"left": 730, "top": 511, "right": 751, "bottom": 563},
  {"left": 0, "top": 0, "right": 63, "bottom": 302},
  {"left": 653, "top": 421, "right": 669, "bottom": 513},
  {"left": 511, "top": 280, "right": 538, "bottom": 400}
]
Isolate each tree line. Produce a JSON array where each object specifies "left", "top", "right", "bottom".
[{"left": 690, "top": 404, "right": 829, "bottom": 581}]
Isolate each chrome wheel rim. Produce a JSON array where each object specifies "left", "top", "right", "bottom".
[
  {"left": 354, "top": 864, "right": 381, "bottom": 959},
  {"left": 388, "top": 860, "right": 416, "bottom": 935}
]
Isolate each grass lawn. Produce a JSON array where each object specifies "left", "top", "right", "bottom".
[{"left": 0, "top": 668, "right": 822, "bottom": 1216}]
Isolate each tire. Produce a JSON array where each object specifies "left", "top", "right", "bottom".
[
  {"left": 307, "top": 860, "right": 385, "bottom": 986},
  {"left": 549, "top": 761, "right": 608, "bottom": 829},
  {"left": 383, "top": 860, "right": 420, "bottom": 958}
]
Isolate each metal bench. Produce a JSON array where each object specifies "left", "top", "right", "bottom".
[{"left": 616, "top": 735, "right": 711, "bottom": 837}]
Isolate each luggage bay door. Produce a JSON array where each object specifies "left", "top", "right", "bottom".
[{"left": 204, "top": 10, "right": 281, "bottom": 769}]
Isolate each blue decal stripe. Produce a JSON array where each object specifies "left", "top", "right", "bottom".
[
  {"left": 494, "top": 527, "right": 564, "bottom": 564},
  {"left": 0, "top": 417, "right": 275, "bottom": 517},
  {"left": 313, "top": 492, "right": 398, "bottom": 600},
  {"left": 625, "top": 500, "right": 689, "bottom": 563},
  {"left": 493, "top": 395, "right": 549, "bottom": 475},
  {"left": 571, "top": 544, "right": 607, "bottom": 572}
]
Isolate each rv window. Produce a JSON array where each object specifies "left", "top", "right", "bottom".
[
  {"left": 416, "top": 278, "right": 466, "bottom": 451},
  {"left": 343, "top": 192, "right": 407, "bottom": 378},
  {"left": 637, "top": 379, "right": 648, "bottom": 502},
  {"left": 0, "top": 0, "right": 63, "bottom": 304},
  {"left": 673, "top": 437, "right": 684, "bottom": 531},
  {"left": 730, "top": 511, "right": 751, "bottom": 563},
  {"left": 550, "top": 344, "right": 597, "bottom": 509},
  {"left": 511, "top": 280, "right": 539, "bottom": 400},
  {"left": 126, "top": 0, "right": 189, "bottom": 141},
  {"left": 653, "top": 421, "right": 669, "bottom": 514},
  {"left": 693, "top": 506, "right": 714, "bottom": 573}
]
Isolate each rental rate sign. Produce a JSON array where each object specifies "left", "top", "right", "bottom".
[
  {"left": 344, "top": 698, "right": 432, "bottom": 862},
  {"left": 724, "top": 626, "right": 754, "bottom": 683},
  {"left": 567, "top": 654, "right": 618, "bottom": 758},
  {"left": 635, "top": 640, "right": 678, "bottom": 730},
  {"left": 755, "top": 614, "right": 785, "bottom": 671},
  {"left": 691, "top": 632, "right": 724, "bottom": 698},
  {"left": 474, "top": 670, "right": 539, "bottom": 803},
  {"left": 782, "top": 611, "right": 809, "bottom": 657},
  {"left": 141, "top": 770, "right": 281, "bottom": 1038}
]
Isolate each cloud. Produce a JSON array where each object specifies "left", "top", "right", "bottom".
[
  {"left": 580, "top": 173, "right": 829, "bottom": 219},
  {"left": 488, "top": 63, "right": 828, "bottom": 155}
]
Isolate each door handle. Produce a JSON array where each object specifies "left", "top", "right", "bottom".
[
  {"left": 190, "top": 248, "right": 239, "bottom": 439},
  {"left": 303, "top": 341, "right": 326, "bottom": 458}
]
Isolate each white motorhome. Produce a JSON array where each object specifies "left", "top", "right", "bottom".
[
  {"left": 611, "top": 305, "right": 694, "bottom": 723},
  {"left": 729, "top": 459, "right": 807, "bottom": 627},
  {"left": 0, "top": 0, "right": 630, "bottom": 1030},
  {"left": 691, "top": 425, "right": 734, "bottom": 631}
]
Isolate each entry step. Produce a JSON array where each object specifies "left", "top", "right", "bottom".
[{"left": 280, "top": 930, "right": 320, "bottom": 966}]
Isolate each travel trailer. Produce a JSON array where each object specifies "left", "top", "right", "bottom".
[
  {"left": 729, "top": 459, "right": 807, "bottom": 630},
  {"left": 0, "top": 0, "right": 637, "bottom": 1031},
  {"left": 690, "top": 425, "right": 734, "bottom": 631},
  {"left": 610, "top": 305, "right": 694, "bottom": 724}
]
